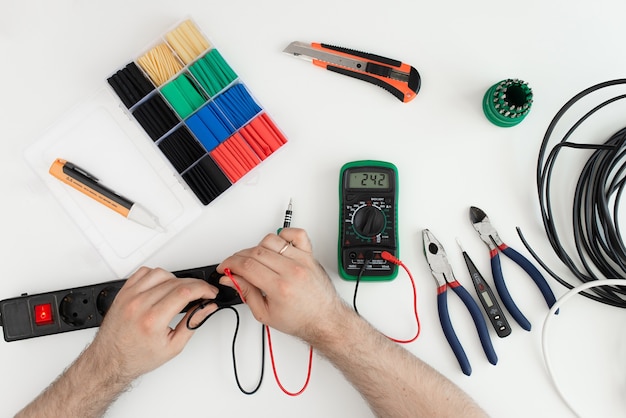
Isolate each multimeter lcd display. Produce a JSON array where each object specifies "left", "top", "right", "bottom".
[
  {"left": 339, "top": 161, "right": 399, "bottom": 281},
  {"left": 348, "top": 171, "right": 390, "bottom": 189}
]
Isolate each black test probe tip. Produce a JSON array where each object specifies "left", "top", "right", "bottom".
[{"left": 283, "top": 198, "right": 293, "bottom": 228}]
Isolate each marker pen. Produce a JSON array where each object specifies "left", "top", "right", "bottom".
[{"left": 49, "top": 158, "right": 165, "bottom": 232}]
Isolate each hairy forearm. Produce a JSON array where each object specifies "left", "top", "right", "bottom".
[
  {"left": 312, "top": 303, "right": 488, "bottom": 418},
  {"left": 16, "top": 341, "right": 133, "bottom": 418}
]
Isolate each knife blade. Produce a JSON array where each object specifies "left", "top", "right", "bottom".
[{"left": 283, "top": 41, "right": 421, "bottom": 103}]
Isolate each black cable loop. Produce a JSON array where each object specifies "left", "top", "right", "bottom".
[
  {"left": 186, "top": 305, "right": 265, "bottom": 395},
  {"left": 585, "top": 135, "right": 626, "bottom": 273},
  {"left": 519, "top": 79, "right": 626, "bottom": 307},
  {"left": 588, "top": 140, "right": 626, "bottom": 273},
  {"left": 227, "top": 308, "right": 265, "bottom": 395}
]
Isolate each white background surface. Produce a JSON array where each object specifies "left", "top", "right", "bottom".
[{"left": 2, "top": 1, "right": 626, "bottom": 417}]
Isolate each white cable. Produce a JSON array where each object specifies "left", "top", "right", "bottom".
[{"left": 542, "top": 279, "right": 626, "bottom": 417}]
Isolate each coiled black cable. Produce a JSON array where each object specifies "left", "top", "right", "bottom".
[{"left": 519, "top": 79, "right": 626, "bottom": 307}]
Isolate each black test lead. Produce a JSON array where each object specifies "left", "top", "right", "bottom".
[
  {"left": 456, "top": 238, "right": 511, "bottom": 338},
  {"left": 283, "top": 198, "right": 293, "bottom": 228}
]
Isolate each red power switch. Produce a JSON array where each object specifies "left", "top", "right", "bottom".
[{"left": 34, "top": 303, "right": 54, "bottom": 326}]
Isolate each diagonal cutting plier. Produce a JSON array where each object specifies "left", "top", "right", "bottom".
[
  {"left": 422, "top": 229, "right": 497, "bottom": 376},
  {"left": 469, "top": 206, "right": 556, "bottom": 331}
]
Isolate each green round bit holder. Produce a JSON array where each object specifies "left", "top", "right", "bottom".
[{"left": 483, "top": 79, "right": 533, "bottom": 127}]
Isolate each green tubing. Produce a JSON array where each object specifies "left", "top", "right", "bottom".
[
  {"left": 483, "top": 79, "right": 533, "bottom": 127},
  {"left": 189, "top": 49, "right": 238, "bottom": 97},
  {"left": 161, "top": 73, "right": 206, "bottom": 119},
  {"left": 160, "top": 49, "right": 239, "bottom": 119}
]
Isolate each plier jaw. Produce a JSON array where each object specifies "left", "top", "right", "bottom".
[
  {"left": 422, "top": 229, "right": 454, "bottom": 288},
  {"left": 469, "top": 206, "right": 503, "bottom": 251}
]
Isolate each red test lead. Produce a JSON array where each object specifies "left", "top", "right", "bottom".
[
  {"left": 380, "top": 251, "right": 422, "bottom": 344},
  {"left": 268, "top": 202, "right": 313, "bottom": 396}
]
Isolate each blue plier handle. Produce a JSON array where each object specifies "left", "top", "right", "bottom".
[
  {"left": 490, "top": 244, "right": 556, "bottom": 330},
  {"left": 470, "top": 206, "right": 557, "bottom": 331},
  {"left": 437, "top": 279, "right": 497, "bottom": 375},
  {"left": 424, "top": 229, "right": 498, "bottom": 376}
]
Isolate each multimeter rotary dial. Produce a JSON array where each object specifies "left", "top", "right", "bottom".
[{"left": 351, "top": 203, "right": 386, "bottom": 238}]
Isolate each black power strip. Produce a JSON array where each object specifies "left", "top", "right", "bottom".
[{"left": 0, "top": 264, "right": 242, "bottom": 342}]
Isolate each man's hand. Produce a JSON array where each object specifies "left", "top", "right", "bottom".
[
  {"left": 217, "top": 228, "right": 343, "bottom": 344},
  {"left": 17, "top": 267, "right": 219, "bottom": 418},
  {"left": 217, "top": 230, "right": 488, "bottom": 417},
  {"left": 92, "top": 267, "right": 219, "bottom": 380}
]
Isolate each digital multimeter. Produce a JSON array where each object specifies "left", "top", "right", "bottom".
[{"left": 338, "top": 160, "right": 399, "bottom": 281}]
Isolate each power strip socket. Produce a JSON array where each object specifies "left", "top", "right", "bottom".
[{"left": 0, "top": 264, "right": 242, "bottom": 342}]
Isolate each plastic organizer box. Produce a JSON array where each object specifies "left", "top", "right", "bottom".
[
  {"left": 107, "top": 19, "right": 287, "bottom": 205},
  {"left": 25, "top": 19, "right": 287, "bottom": 276}
]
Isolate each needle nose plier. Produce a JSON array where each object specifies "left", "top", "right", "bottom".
[
  {"left": 469, "top": 206, "right": 556, "bottom": 331},
  {"left": 422, "top": 229, "right": 497, "bottom": 376}
]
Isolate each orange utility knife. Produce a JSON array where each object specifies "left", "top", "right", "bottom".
[{"left": 283, "top": 41, "right": 421, "bottom": 103}]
